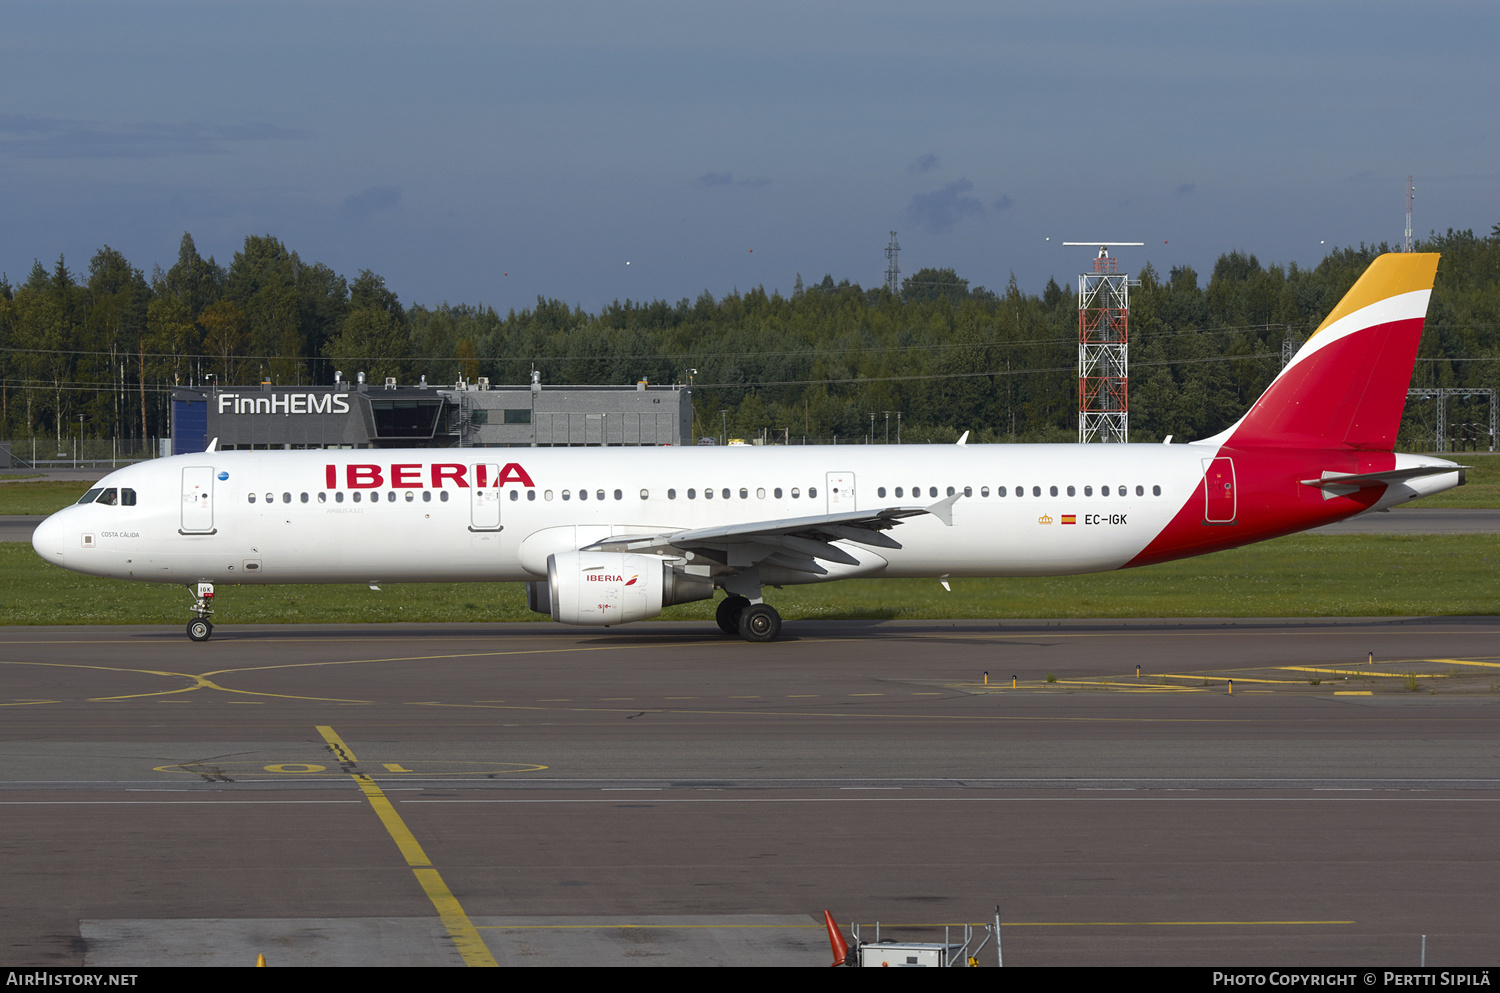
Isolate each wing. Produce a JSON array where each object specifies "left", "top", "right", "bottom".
[{"left": 581, "top": 494, "right": 960, "bottom": 575}]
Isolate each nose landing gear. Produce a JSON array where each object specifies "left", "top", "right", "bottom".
[{"left": 186, "top": 583, "right": 215, "bottom": 642}]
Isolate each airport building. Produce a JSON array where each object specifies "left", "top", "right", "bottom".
[{"left": 169, "top": 376, "right": 694, "bottom": 453}]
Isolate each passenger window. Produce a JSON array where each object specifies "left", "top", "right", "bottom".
[
  {"left": 981, "top": 487, "right": 989, "bottom": 497},
  {"left": 687, "top": 488, "right": 696, "bottom": 499},
  {"left": 301, "top": 492, "right": 309, "bottom": 503},
  {"left": 335, "top": 492, "right": 345, "bottom": 503},
  {"left": 508, "top": 490, "right": 518, "bottom": 501},
  {"left": 528, "top": 490, "right": 537, "bottom": 501},
  {"left": 963, "top": 486, "right": 972, "bottom": 497},
  {"left": 121, "top": 488, "right": 137, "bottom": 506},
  {"left": 756, "top": 488, "right": 765, "bottom": 499},
  {"left": 284, "top": 492, "right": 292, "bottom": 503},
  {"left": 614, "top": 490, "right": 622, "bottom": 500},
  {"left": 1153, "top": 485, "right": 1161, "bottom": 496},
  {"left": 878, "top": 487, "right": 887, "bottom": 498},
  {"left": 739, "top": 488, "right": 748, "bottom": 499},
  {"left": 1015, "top": 487, "right": 1023, "bottom": 497},
  {"left": 946, "top": 486, "right": 955, "bottom": 497},
  {"left": 1135, "top": 485, "right": 1144, "bottom": 496},
  {"left": 791, "top": 488, "right": 800, "bottom": 498},
  {"left": 704, "top": 488, "right": 714, "bottom": 499},
  {"left": 1117, "top": 484, "right": 1125, "bottom": 495},
  {"left": 809, "top": 487, "right": 818, "bottom": 498},
  {"left": 389, "top": 491, "right": 397, "bottom": 503},
  {"left": 599, "top": 490, "right": 607, "bottom": 501},
  {"left": 423, "top": 491, "right": 432, "bottom": 502},
  {"left": 997, "top": 486, "right": 1006, "bottom": 497},
  {"left": 577, "top": 490, "right": 585, "bottom": 501},
  {"left": 1049, "top": 486, "right": 1058, "bottom": 497},
  {"left": 564, "top": 490, "right": 573, "bottom": 501},
  {"left": 352, "top": 492, "right": 361, "bottom": 503},
  {"left": 247, "top": 493, "right": 256, "bottom": 504},
  {"left": 440, "top": 491, "right": 450, "bottom": 502},
  {"left": 668, "top": 488, "right": 677, "bottom": 500},
  {"left": 1102, "top": 486, "right": 1110, "bottom": 496},
  {"left": 1032, "top": 486, "right": 1041, "bottom": 497},
  {"left": 928, "top": 487, "right": 936, "bottom": 498},
  {"left": 722, "top": 488, "right": 731, "bottom": 499},
  {"left": 894, "top": 486, "right": 903, "bottom": 498},
  {"left": 773, "top": 488, "right": 782, "bottom": 498},
  {"left": 77, "top": 488, "right": 102, "bottom": 505},
  {"left": 544, "top": 490, "right": 553, "bottom": 501},
  {"left": 1085, "top": 486, "right": 1093, "bottom": 496},
  {"left": 318, "top": 492, "right": 327, "bottom": 503},
  {"left": 1066, "top": 486, "right": 1075, "bottom": 497}
]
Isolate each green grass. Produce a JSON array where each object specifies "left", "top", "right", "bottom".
[
  {"left": 2, "top": 533, "right": 1496, "bottom": 626},
  {"left": 0, "top": 481, "right": 94, "bottom": 515}
]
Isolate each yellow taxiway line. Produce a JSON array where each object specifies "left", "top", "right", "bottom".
[{"left": 316, "top": 725, "right": 496, "bottom": 967}]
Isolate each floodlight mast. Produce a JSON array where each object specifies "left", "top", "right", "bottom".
[{"left": 1062, "top": 243, "right": 1143, "bottom": 443}]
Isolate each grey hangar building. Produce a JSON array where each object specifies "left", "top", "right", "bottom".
[{"left": 169, "top": 377, "right": 695, "bottom": 453}]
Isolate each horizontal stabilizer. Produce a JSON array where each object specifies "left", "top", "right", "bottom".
[{"left": 1300, "top": 464, "right": 1465, "bottom": 500}]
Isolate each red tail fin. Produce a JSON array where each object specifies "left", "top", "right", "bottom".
[{"left": 1222, "top": 253, "right": 1439, "bottom": 451}]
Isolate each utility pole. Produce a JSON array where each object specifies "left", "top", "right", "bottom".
[
  {"left": 1405, "top": 175, "right": 1415, "bottom": 253},
  {"left": 885, "top": 232, "right": 901, "bottom": 294}
]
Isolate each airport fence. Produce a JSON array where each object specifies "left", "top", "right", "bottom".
[{"left": 2, "top": 437, "right": 162, "bottom": 470}]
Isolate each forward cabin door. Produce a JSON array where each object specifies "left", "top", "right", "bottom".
[
  {"left": 1202, "top": 457, "right": 1237, "bottom": 524},
  {"left": 180, "top": 466, "right": 216, "bottom": 534},
  {"left": 470, "top": 463, "right": 502, "bottom": 531},
  {"left": 826, "top": 472, "right": 856, "bottom": 513}
]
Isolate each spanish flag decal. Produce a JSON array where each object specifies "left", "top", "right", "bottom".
[{"left": 1061, "top": 515, "right": 1077, "bottom": 525}]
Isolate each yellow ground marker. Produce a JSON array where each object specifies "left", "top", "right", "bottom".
[
  {"left": 316, "top": 725, "right": 497, "bottom": 967},
  {"left": 1282, "top": 666, "right": 1438, "bottom": 679}
]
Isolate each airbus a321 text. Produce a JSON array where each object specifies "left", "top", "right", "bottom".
[{"left": 33, "top": 253, "right": 1464, "bottom": 642}]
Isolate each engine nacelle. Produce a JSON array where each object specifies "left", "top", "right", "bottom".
[{"left": 543, "top": 551, "right": 712, "bottom": 626}]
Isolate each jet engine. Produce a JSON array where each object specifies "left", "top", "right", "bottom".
[{"left": 534, "top": 551, "right": 712, "bottom": 626}]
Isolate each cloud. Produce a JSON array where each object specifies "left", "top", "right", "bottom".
[
  {"left": 0, "top": 113, "right": 306, "bottom": 159},
  {"left": 341, "top": 185, "right": 403, "bottom": 222},
  {"left": 908, "top": 153, "right": 941, "bottom": 175},
  {"left": 993, "top": 194, "right": 1014, "bottom": 211},
  {"left": 1176, "top": 182, "right": 1197, "bottom": 195},
  {"left": 906, "top": 179, "right": 984, "bottom": 233},
  {"left": 694, "top": 171, "right": 769, "bottom": 189}
]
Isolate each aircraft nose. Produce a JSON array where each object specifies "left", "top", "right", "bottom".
[{"left": 32, "top": 511, "right": 69, "bottom": 565}]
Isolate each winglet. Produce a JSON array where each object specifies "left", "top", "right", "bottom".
[{"left": 925, "top": 492, "right": 960, "bottom": 526}]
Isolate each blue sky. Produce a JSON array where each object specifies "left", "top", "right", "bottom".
[{"left": 2, "top": 1, "right": 1496, "bottom": 312}]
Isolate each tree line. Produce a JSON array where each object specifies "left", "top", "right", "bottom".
[{"left": 2, "top": 226, "right": 1498, "bottom": 450}]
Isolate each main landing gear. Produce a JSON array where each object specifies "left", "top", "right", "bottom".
[
  {"left": 715, "top": 594, "right": 783, "bottom": 643},
  {"left": 186, "top": 583, "right": 215, "bottom": 642}
]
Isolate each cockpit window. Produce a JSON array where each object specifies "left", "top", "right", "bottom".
[
  {"left": 96, "top": 488, "right": 119, "bottom": 506},
  {"left": 77, "top": 488, "right": 102, "bottom": 505},
  {"left": 121, "top": 488, "right": 137, "bottom": 506}
]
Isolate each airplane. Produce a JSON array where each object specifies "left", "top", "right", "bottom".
[{"left": 31, "top": 253, "right": 1464, "bottom": 643}]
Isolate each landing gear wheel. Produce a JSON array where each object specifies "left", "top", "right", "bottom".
[
  {"left": 738, "top": 603, "right": 782, "bottom": 643},
  {"left": 716, "top": 595, "right": 750, "bottom": 636},
  {"left": 187, "top": 619, "right": 213, "bottom": 643}
]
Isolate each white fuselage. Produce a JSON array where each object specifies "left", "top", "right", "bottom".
[{"left": 29, "top": 442, "right": 1462, "bottom": 589}]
